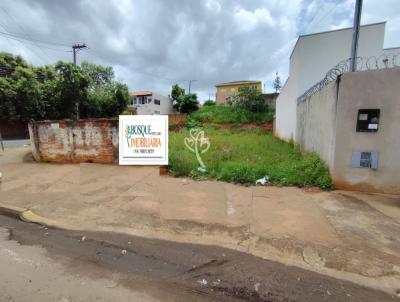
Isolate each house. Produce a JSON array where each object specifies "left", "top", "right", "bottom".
[
  {"left": 215, "top": 81, "right": 262, "bottom": 105},
  {"left": 275, "top": 22, "right": 400, "bottom": 141},
  {"left": 129, "top": 91, "right": 175, "bottom": 115}
]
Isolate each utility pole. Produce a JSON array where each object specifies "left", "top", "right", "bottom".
[
  {"left": 188, "top": 80, "right": 197, "bottom": 94},
  {"left": 350, "top": 0, "right": 363, "bottom": 72},
  {"left": 72, "top": 43, "right": 86, "bottom": 119},
  {"left": 72, "top": 43, "right": 87, "bottom": 65}
]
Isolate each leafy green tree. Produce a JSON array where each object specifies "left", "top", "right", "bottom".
[
  {"left": 52, "top": 61, "right": 90, "bottom": 119},
  {"left": 0, "top": 52, "right": 130, "bottom": 121},
  {"left": 229, "top": 85, "right": 267, "bottom": 113},
  {"left": 80, "top": 61, "right": 129, "bottom": 118},
  {"left": 176, "top": 93, "right": 199, "bottom": 113},
  {"left": 0, "top": 53, "right": 44, "bottom": 122},
  {"left": 171, "top": 84, "right": 198, "bottom": 113},
  {"left": 171, "top": 84, "right": 185, "bottom": 108}
]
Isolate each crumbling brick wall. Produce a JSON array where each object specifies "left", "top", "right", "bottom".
[{"left": 29, "top": 118, "right": 118, "bottom": 164}]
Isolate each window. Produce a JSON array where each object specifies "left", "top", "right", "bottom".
[
  {"left": 154, "top": 110, "right": 160, "bottom": 115},
  {"left": 132, "top": 97, "right": 137, "bottom": 105},
  {"left": 138, "top": 96, "right": 147, "bottom": 105},
  {"left": 154, "top": 99, "right": 161, "bottom": 105},
  {"left": 148, "top": 98, "right": 152, "bottom": 103},
  {"left": 356, "top": 109, "right": 380, "bottom": 132}
]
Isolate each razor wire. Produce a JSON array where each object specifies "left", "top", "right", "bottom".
[{"left": 297, "top": 53, "right": 400, "bottom": 104}]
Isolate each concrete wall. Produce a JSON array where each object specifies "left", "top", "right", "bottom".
[
  {"left": 276, "top": 22, "right": 388, "bottom": 141},
  {"left": 333, "top": 68, "right": 400, "bottom": 193},
  {"left": 296, "top": 81, "right": 338, "bottom": 167},
  {"left": 29, "top": 118, "right": 119, "bottom": 164},
  {"left": 263, "top": 92, "right": 278, "bottom": 111},
  {"left": 296, "top": 68, "right": 400, "bottom": 193}
]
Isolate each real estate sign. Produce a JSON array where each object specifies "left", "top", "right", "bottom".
[{"left": 119, "top": 115, "right": 168, "bottom": 165}]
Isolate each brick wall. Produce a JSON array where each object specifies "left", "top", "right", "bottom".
[
  {"left": 168, "top": 114, "right": 187, "bottom": 123},
  {"left": 29, "top": 118, "right": 118, "bottom": 164}
]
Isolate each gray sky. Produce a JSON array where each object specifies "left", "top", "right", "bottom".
[{"left": 0, "top": 0, "right": 399, "bottom": 101}]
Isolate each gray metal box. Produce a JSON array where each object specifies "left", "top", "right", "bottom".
[{"left": 351, "top": 151, "right": 379, "bottom": 169}]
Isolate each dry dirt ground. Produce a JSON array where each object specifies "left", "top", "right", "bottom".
[
  {"left": 0, "top": 147, "right": 400, "bottom": 297},
  {"left": 0, "top": 214, "right": 398, "bottom": 302}
]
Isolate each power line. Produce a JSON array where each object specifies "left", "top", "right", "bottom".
[
  {"left": 0, "top": 9, "right": 50, "bottom": 64},
  {"left": 303, "top": 2, "right": 341, "bottom": 34},
  {"left": 0, "top": 22, "right": 48, "bottom": 64},
  {"left": 0, "top": 32, "right": 71, "bottom": 52},
  {"left": 0, "top": 30, "right": 71, "bottom": 48}
]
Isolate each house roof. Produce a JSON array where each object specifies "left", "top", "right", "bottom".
[
  {"left": 215, "top": 80, "right": 261, "bottom": 87},
  {"left": 289, "top": 21, "right": 387, "bottom": 59},
  {"left": 131, "top": 91, "right": 152, "bottom": 97}
]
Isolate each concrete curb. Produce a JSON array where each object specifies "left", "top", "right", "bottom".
[
  {"left": 0, "top": 203, "right": 27, "bottom": 219},
  {"left": 0, "top": 203, "right": 59, "bottom": 228}
]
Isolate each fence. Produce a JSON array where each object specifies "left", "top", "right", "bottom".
[{"left": 297, "top": 53, "right": 400, "bottom": 104}]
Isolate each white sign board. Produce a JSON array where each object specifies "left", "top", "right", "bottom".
[{"left": 119, "top": 115, "right": 168, "bottom": 165}]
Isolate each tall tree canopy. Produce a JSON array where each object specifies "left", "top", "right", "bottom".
[
  {"left": 171, "top": 84, "right": 198, "bottom": 114},
  {"left": 0, "top": 52, "right": 130, "bottom": 122}
]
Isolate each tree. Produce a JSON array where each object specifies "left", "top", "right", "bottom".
[
  {"left": 229, "top": 85, "right": 267, "bottom": 113},
  {"left": 273, "top": 72, "right": 282, "bottom": 93},
  {"left": 171, "top": 84, "right": 185, "bottom": 104},
  {"left": 79, "top": 61, "right": 129, "bottom": 118},
  {"left": 0, "top": 52, "right": 130, "bottom": 121},
  {"left": 0, "top": 52, "right": 44, "bottom": 122},
  {"left": 176, "top": 93, "right": 199, "bottom": 113},
  {"left": 52, "top": 61, "right": 90, "bottom": 119}
]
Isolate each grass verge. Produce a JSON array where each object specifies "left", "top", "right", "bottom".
[{"left": 169, "top": 129, "right": 333, "bottom": 190}]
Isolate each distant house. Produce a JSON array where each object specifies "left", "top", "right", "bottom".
[
  {"left": 129, "top": 91, "right": 175, "bottom": 115},
  {"left": 215, "top": 81, "right": 262, "bottom": 105},
  {"left": 275, "top": 21, "right": 400, "bottom": 141}
]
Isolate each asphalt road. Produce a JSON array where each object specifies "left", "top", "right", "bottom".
[{"left": 0, "top": 214, "right": 397, "bottom": 302}]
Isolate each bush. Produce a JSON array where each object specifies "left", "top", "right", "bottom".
[
  {"left": 229, "top": 86, "right": 267, "bottom": 113},
  {"left": 186, "top": 105, "right": 273, "bottom": 127},
  {"left": 203, "top": 100, "right": 216, "bottom": 106}
]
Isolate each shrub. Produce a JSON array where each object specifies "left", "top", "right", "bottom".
[{"left": 203, "top": 100, "right": 216, "bottom": 106}]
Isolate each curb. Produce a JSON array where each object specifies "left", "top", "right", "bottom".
[
  {"left": 0, "top": 203, "right": 58, "bottom": 228},
  {"left": 0, "top": 203, "right": 26, "bottom": 219}
]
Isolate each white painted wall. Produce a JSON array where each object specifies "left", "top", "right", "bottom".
[
  {"left": 276, "top": 22, "right": 389, "bottom": 141},
  {"left": 129, "top": 93, "right": 175, "bottom": 115}
]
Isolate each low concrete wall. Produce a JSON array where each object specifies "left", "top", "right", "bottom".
[{"left": 29, "top": 118, "right": 118, "bottom": 164}]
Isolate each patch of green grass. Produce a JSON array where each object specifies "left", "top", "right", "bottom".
[
  {"left": 168, "top": 129, "right": 333, "bottom": 190},
  {"left": 185, "top": 105, "right": 274, "bottom": 127}
]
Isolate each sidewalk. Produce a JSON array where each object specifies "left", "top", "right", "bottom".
[{"left": 1, "top": 147, "right": 400, "bottom": 294}]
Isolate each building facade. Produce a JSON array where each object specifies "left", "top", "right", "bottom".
[
  {"left": 275, "top": 22, "right": 400, "bottom": 141},
  {"left": 215, "top": 81, "right": 262, "bottom": 105},
  {"left": 129, "top": 91, "right": 175, "bottom": 115}
]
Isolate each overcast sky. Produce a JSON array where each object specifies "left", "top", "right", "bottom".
[{"left": 0, "top": 0, "right": 399, "bottom": 101}]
